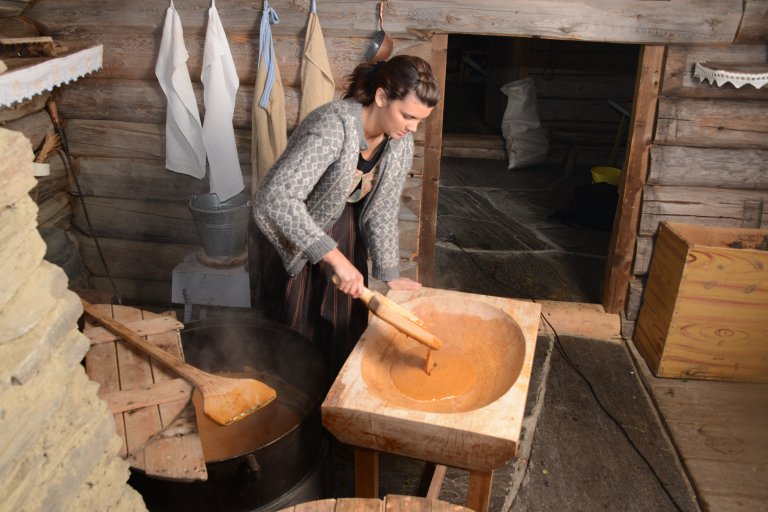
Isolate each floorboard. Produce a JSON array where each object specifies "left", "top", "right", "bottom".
[{"left": 630, "top": 341, "right": 768, "bottom": 512}]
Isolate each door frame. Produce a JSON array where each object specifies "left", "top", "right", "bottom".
[{"left": 417, "top": 35, "right": 665, "bottom": 315}]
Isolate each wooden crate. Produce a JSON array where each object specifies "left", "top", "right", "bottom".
[{"left": 634, "top": 222, "right": 768, "bottom": 382}]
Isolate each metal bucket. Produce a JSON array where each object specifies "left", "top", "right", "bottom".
[{"left": 189, "top": 191, "right": 252, "bottom": 258}]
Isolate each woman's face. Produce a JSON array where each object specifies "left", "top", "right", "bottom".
[{"left": 375, "top": 89, "right": 434, "bottom": 140}]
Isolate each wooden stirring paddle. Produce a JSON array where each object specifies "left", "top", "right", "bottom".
[
  {"left": 81, "top": 300, "right": 277, "bottom": 426},
  {"left": 331, "top": 276, "right": 441, "bottom": 374}
]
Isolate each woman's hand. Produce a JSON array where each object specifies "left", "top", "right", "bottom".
[
  {"left": 386, "top": 277, "right": 422, "bottom": 291},
  {"left": 322, "top": 248, "right": 365, "bottom": 298}
]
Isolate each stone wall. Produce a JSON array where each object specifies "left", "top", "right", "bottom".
[{"left": 0, "top": 128, "right": 145, "bottom": 510}]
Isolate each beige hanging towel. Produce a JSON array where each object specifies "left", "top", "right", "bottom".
[
  {"left": 201, "top": 0, "right": 245, "bottom": 202},
  {"left": 252, "top": 0, "right": 287, "bottom": 188},
  {"left": 298, "top": 0, "right": 335, "bottom": 123},
  {"left": 155, "top": 0, "right": 207, "bottom": 178}
]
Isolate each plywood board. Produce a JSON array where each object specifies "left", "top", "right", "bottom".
[{"left": 83, "top": 304, "right": 206, "bottom": 481}]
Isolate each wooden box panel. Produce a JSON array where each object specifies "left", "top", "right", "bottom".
[{"left": 634, "top": 222, "right": 768, "bottom": 381}]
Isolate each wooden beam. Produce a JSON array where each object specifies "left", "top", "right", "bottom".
[
  {"left": 25, "top": 0, "right": 744, "bottom": 44},
  {"left": 537, "top": 300, "right": 621, "bottom": 342},
  {"left": 417, "top": 33, "right": 447, "bottom": 287},
  {"left": 601, "top": 45, "right": 665, "bottom": 314}
]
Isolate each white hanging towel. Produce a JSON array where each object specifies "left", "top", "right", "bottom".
[
  {"left": 155, "top": 0, "right": 206, "bottom": 178},
  {"left": 298, "top": 0, "right": 335, "bottom": 122},
  {"left": 201, "top": 0, "right": 245, "bottom": 202}
]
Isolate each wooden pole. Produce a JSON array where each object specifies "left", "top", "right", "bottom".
[
  {"left": 601, "top": 45, "right": 665, "bottom": 314},
  {"left": 417, "top": 33, "right": 447, "bottom": 287}
]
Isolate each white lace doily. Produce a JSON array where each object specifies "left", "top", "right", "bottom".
[
  {"left": 693, "top": 61, "right": 768, "bottom": 89},
  {"left": 0, "top": 44, "right": 103, "bottom": 107}
]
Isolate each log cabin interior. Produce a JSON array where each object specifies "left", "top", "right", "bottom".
[{"left": 1, "top": 1, "right": 767, "bottom": 511}]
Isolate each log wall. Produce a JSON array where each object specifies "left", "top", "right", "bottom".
[
  {"left": 19, "top": 0, "right": 768, "bottom": 308},
  {"left": 25, "top": 1, "right": 435, "bottom": 304},
  {"left": 623, "top": 43, "right": 768, "bottom": 338}
]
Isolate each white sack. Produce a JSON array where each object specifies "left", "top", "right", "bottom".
[{"left": 500, "top": 78, "right": 549, "bottom": 170}]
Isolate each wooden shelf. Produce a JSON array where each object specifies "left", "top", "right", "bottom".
[
  {"left": 693, "top": 61, "right": 768, "bottom": 89},
  {"left": 0, "top": 42, "right": 102, "bottom": 107}
]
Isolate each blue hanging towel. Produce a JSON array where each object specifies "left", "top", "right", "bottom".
[{"left": 252, "top": 0, "right": 287, "bottom": 185}]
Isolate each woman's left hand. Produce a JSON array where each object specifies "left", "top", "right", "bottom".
[{"left": 386, "top": 277, "right": 422, "bottom": 291}]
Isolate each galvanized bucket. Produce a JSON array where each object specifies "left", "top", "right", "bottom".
[{"left": 189, "top": 191, "right": 252, "bottom": 258}]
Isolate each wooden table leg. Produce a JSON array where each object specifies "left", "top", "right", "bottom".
[
  {"left": 466, "top": 469, "right": 493, "bottom": 512},
  {"left": 354, "top": 447, "right": 379, "bottom": 498}
]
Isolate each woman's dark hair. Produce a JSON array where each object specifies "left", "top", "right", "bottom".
[{"left": 342, "top": 55, "right": 440, "bottom": 108}]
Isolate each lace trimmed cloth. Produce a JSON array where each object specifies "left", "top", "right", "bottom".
[
  {"left": 0, "top": 44, "right": 103, "bottom": 107},
  {"left": 693, "top": 61, "right": 768, "bottom": 90}
]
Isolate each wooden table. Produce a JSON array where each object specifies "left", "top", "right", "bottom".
[{"left": 322, "top": 287, "right": 541, "bottom": 512}]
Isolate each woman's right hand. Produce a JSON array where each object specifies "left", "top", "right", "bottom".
[{"left": 322, "top": 248, "right": 365, "bottom": 298}]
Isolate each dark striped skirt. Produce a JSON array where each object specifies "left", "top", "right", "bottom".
[{"left": 252, "top": 203, "right": 369, "bottom": 386}]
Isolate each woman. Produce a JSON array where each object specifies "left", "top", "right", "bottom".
[{"left": 252, "top": 55, "right": 440, "bottom": 382}]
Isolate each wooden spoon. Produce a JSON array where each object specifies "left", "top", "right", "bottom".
[{"left": 81, "top": 300, "right": 277, "bottom": 426}]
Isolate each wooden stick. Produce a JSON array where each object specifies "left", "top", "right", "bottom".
[
  {"left": 81, "top": 300, "right": 277, "bottom": 425},
  {"left": 331, "top": 276, "right": 442, "bottom": 350}
]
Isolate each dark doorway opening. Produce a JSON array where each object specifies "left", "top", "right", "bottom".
[{"left": 435, "top": 35, "right": 640, "bottom": 303}]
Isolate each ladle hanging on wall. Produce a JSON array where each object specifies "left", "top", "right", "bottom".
[{"left": 366, "top": 1, "right": 393, "bottom": 62}]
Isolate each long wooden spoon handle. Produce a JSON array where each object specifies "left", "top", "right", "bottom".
[
  {"left": 330, "top": 275, "right": 374, "bottom": 305},
  {"left": 81, "top": 300, "right": 206, "bottom": 384}
]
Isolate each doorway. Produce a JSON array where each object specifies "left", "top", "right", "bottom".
[{"left": 431, "top": 35, "right": 641, "bottom": 303}]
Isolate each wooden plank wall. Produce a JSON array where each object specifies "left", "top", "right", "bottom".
[
  {"left": 25, "top": 1, "right": 433, "bottom": 305},
  {"left": 623, "top": 43, "right": 768, "bottom": 336},
  {"left": 20, "top": 0, "right": 768, "bottom": 306},
  {"left": 525, "top": 40, "right": 639, "bottom": 170}
]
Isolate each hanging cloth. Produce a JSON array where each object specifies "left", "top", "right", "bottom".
[
  {"left": 252, "top": 0, "right": 287, "bottom": 188},
  {"left": 298, "top": 0, "right": 335, "bottom": 122},
  {"left": 201, "top": 0, "right": 245, "bottom": 201},
  {"left": 155, "top": 0, "right": 207, "bottom": 178}
]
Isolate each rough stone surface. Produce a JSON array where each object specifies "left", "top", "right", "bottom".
[
  {"left": 70, "top": 444, "right": 142, "bottom": 511},
  {"left": 0, "top": 261, "right": 69, "bottom": 344},
  {"left": 0, "top": 330, "right": 89, "bottom": 483},
  {"left": 0, "top": 129, "right": 36, "bottom": 208},
  {"left": 0, "top": 126, "right": 145, "bottom": 512},
  {"left": 2, "top": 368, "right": 116, "bottom": 511},
  {"left": 111, "top": 485, "right": 150, "bottom": 512},
  {"left": 0, "top": 209, "right": 46, "bottom": 309},
  {"left": 0, "top": 287, "right": 84, "bottom": 388},
  {"left": 0, "top": 195, "right": 37, "bottom": 244}
]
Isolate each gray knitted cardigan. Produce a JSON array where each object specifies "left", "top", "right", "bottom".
[{"left": 254, "top": 99, "right": 413, "bottom": 282}]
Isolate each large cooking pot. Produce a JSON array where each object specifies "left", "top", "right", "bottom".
[{"left": 129, "top": 315, "right": 328, "bottom": 512}]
